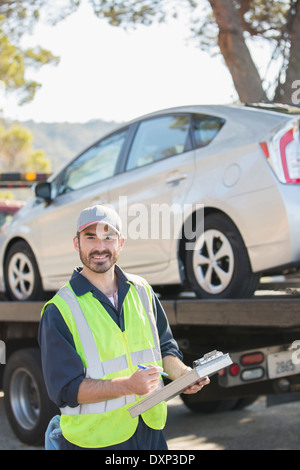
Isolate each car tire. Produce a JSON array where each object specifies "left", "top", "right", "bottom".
[
  {"left": 185, "top": 213, "right": 259, "bottom": 299},
  {"left": 4, "top": 241, "right": 44, "bottom": 301},
  {"left": 3, "top": 348, "right": 59, "bottom": 446}
]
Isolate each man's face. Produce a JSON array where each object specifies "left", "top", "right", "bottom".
[{"left": 74, "top": 223, "right": 124, "bottom": 274}]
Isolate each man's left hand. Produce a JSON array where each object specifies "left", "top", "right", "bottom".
[{"left": 182, "top": 375, "right": 210, "bottom": 394}]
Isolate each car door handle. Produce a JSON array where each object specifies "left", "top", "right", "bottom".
[{"left": 165, "top": 173, "right": 188, "bottom": 185}]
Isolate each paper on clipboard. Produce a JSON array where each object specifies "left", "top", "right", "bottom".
[{"left": 128, "top": 350, "right": 232, "bottom": 418}]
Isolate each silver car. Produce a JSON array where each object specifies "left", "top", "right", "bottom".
[{"left": 0, "top": 104, "right": 300, "bottom": 301}]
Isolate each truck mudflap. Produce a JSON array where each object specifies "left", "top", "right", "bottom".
[{"left": 218, "top": 343, "right": 300, "bottom": 392}]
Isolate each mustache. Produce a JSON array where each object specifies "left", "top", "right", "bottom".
[{"left": 89, "top": 250, "right": 111, "bottom": 257}]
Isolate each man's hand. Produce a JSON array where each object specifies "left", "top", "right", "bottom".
[
  {"left": 162, "top": 355, "right": 210, "bottom": 394},
  {"left": 182, "top": 374, "right": 210, "bottom": 395},
  {"left": 78, "top": 365, "right": 163, "bottom": 404},
  {"left": 77, "top": 359, "right": 209, "bottom": 405},
  {"left": 126, "top": 365, "right": 163, "bottom": 396}
]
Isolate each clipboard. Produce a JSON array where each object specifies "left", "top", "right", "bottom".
[{"left": 128, "top": 350, "right": 232, "bottom": 418}]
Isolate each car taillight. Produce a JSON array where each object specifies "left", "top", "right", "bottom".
[{"left": 260, "top": 119, "right": 300, "bottom": 184}]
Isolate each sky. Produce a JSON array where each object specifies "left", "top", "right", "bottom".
[{"left": 2, "top": 1, "right": 242, "bottom": 124}]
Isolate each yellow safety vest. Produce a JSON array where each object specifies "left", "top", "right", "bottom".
[{"left": 41, "top": 274, "right": 167, "bottom": 448}]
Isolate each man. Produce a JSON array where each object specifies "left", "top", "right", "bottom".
[{"left": 38, "top": 205, "right": 209, "bottom": 450}]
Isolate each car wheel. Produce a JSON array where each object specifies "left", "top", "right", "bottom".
[
  {"left": 185, "top": 213, "right": 259, "bottom": 299},
  {"left": 4, "top": 241, "right": 44, "bottom": 301}
]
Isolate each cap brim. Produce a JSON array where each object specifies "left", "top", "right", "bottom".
[{"left": 78, "top": 220, "right": 121, "bottom": 236}]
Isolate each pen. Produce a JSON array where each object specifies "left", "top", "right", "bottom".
[{"left": 138, "top": 364, "right": 169, "bottom": 377}]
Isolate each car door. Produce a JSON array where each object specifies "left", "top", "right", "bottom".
[
  {"left": 108, "top": 113, "right": 196, "bottom": 275},
  {"left": 37, "top": 128, "right": 129, "bottom": 285}
]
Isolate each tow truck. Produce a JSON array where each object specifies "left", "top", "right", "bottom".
[{"left": 0, "top": 287, "right": 300, "bottom": 445}]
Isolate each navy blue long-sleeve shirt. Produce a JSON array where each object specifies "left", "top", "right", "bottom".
[{"left": 38, "top": 266, "right": 182, "bottom": 412}]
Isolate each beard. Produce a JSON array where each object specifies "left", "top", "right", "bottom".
[{"left": 79, "top": 248, "right": 119, "bottom": 274}]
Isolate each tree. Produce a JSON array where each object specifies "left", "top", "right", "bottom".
[
  {"left": 3, "top": 0, "right": 299, "bottom": 105},
  {"left": 203, "top": 0, "right": 267, "bottom": 102},
  {"left": 0, "top": 14, "right": 59, "bottom": 104},
  {"left": 0, "top": 0, "right": 83, "bottom": 104},
  {"left": 77, "top": 0, "right": 300, "bottom": 104},
  {"left": 0, "top": 1, "right": 61, "bottom": 171},
  {"left": 0, "top": 123, "right": 51, "bottom": 171},
  {"left": 0, "top": 0, "right": 79, "bottom": 38},
  {"left": 195, "top": 0, "right": 300, "bottom": 103}
]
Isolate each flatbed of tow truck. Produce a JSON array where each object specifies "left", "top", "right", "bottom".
[{"left": 1, "top": 295, "right": 300, "bottom": 327}]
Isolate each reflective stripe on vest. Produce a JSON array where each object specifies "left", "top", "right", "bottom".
[{"left": 57, "top": 279, "right": 163, "bottom": 415}]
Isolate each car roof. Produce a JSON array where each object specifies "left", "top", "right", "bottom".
[
  {"left": 101, "top": 103, "right": 299, "bottom": 136},
  {"left": 47, "top": 102, "right": 300, "bottom": 183}
]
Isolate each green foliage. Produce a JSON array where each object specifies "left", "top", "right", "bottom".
[
  {"left": 0, "top": 0, "right": 80, "bottom": 38},
  {"left": 87, "top": 0, "right": 295, "bottom": 47},
  {"left": 0, "top": 0, "right": 61, "bottom": 105},
  {"left": 22, "top": 148, "right": 51, "bottom": 172},
  {"left": 91, "top": 0, "right": 168, "bottom": 27},
  {"left": 1, "top": 0, "right": 299, "bottom": 110},
  {"left": 0, "top": 123, "right": 51, "bottom": 171},
  {"left": 0, "top": 1, "right": 87, "bottom": 177},
  {"left": 0, "top": 190, "right": 14, "bottom": 199}
]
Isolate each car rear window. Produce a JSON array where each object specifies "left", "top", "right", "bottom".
[{"left": 192, "top": 114, "right": 225, "bottom": 149}]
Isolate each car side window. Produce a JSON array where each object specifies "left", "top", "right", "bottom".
[
  {"left": 126, "top": 115, "right": 190, "bottom": 171},
  {"left": 192, "top": 114, "right": 225, "bottom": 148},
  {"left": 57, "top": 129, "right": 128, "bottom": 195}
]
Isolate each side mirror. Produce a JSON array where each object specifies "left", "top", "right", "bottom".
[{"left": 34, "top": 181, "right": 52, "bottom": 203}]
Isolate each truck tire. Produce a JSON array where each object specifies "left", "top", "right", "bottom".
[
  {"left": 3, "top": 348, "right": 58, "bottom": 446},
  {"left": 180, "top": 393, "right": 239, "bottom": 413},
  {"left": 233, "top": 396, "right": 258, "bottom": 410},
  {"left": 4, "top": 241, "right": 44, "bottom": 301},
  {"left": 185, "top": 213, "right": 259, "bottom": 298}
]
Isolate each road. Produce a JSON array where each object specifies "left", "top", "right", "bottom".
[
  {"left": 165, "top": 396, "right": 300, "bottom": 450},
  {"left": 0, "top": 393, "right": 299, "bottom": 450}
]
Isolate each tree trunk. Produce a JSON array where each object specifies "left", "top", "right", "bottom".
[
  {"left": 208, "top": 0, "right": 267, "bottom": 102},
  {"left": 276, "top": 0, "right": 300, "bottom": 103}
]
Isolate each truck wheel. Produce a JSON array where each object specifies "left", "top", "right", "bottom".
[
  {"left": 4, "top": 241, "right": 44, "bottom": 301},
  {"left": 233, "top": 396, "right": 258, "bottom": 410},
  {"left": 185, "top": 213, "right": 259, "bottom": 298},
  {"left": 180, "top": 393, "right": 239, "bottom": 413},
  {"left": 3, "top": 348, "right": 58, "bottom": 446}
]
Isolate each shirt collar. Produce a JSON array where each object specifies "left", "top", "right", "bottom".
[{"left": 69, "top": 265, "right": 130, "bottom": 298}]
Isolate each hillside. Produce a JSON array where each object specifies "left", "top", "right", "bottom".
[{"left": 18, "top": 119, "right": 121, "bottom": 172}]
